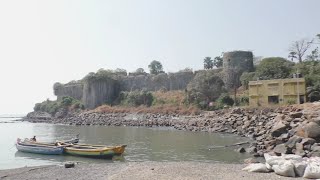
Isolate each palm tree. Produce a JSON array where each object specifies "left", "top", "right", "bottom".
[{"left": 203, "top": 57, "right": 213, "bottom": 69}]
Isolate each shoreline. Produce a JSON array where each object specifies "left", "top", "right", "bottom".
[
  {"left": 0, "top": 161, "right": 302, "bottom": 180},
  {"left": 24, "top": 103, "right": 320, "bottom": 158}
]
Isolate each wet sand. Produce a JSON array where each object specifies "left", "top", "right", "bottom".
[{"left": 0, "top": 162, "right": 303, "bottom": 180}]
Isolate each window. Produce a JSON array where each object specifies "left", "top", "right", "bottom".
[{"left": 268, "top": 96, "right": 279, "bottom": 104}]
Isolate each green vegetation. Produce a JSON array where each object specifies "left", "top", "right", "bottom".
[
  {"left": 186, "top": 70, "right": 226, "bottom": 109},
  {"left": 203, "top": 57, "right": 214, "bottom": 69},
  {"left": 240, "top": 72, "right": 256, "bottom": 89},
  {"left": 255, "top": 57, "right": 294, "bottom": 80},
  {"left": 148, "top": 60, "right": 164, "bottom": 75},
  {"left": 119, "top": 90, "right": 153, "bottom": 107},
  {"left": 216, "top": 93, "right": 234, "bottom": 109},
  {"left": 34, "top": 96, "right": 84, "bottom": 115},
  {"left": 213, "top": 56, "right": 223, "bottom": 68}
]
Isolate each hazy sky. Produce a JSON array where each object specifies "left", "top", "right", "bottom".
[{"left": 0, "top": 0, "right": 319, "bottom": 114}]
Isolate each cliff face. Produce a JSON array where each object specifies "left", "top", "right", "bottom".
[
  {"left": 83, "top": 78, "right": 119, "bottom": 109},
  {"left": 54, "top": 82, "right": 83, "bottom": 101}
]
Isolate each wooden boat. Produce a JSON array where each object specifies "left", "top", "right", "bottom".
[
  {"left": 70, "top": 144, "right": 127, "bottom": 155},
  {"left": 15, "top": 138, "right": 64, "bottom": 155},
  {"left": 64, "top": 146, "right": 117, "bottom": 158}
]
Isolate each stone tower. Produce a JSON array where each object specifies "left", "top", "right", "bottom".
[{"left": 223, "top": 51, "right": 254, "bottom": 90}]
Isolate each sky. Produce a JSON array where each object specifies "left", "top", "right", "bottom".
[{"left": 0, "top": 0, "right": 319, "bottom": 114}]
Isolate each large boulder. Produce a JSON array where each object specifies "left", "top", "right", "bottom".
[
  {"left": 304, "top": 122, "right": 320, "bottom": 139},
  {"left": 289, "top": 111, "right": 303, "bottom": 118},
  {"left": 273, "top": 144, "right": 290, "bottom": 154},
  {"left": 271, "top": 120, "right": 288, "bottom": 137},
  {"left": 286, "top": 135, "right": 302, "bottom": 149},
  {"left": 301, "top": 138, "right": 316, "bottom": 146},
  {"left": 312, "top": 117, "right": 320, "bottom": 126}
]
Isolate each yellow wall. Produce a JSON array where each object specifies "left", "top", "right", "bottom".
[{"left": 248, "top": 78, "right": 306, "bottom": 107}]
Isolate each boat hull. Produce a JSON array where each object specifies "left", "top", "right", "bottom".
[
  {"left": 71, "top": 144, "right": 126, "bottom": 155},
  {"left": 16, "top": 142, "right": 64, "bottom": 155},
  {"left": 64, "top": 147, "right": 116, "bottom": 159}
]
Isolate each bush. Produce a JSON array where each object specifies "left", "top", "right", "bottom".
[
  {"left": 216, "top": 93, "right": 234, "bottom": 109},
  {"left": 238, "top": 96, "right": 249, "bottom": 106},
  {"left": 256, "top": 57, "right": 294, "bottom": 80},
  {"left": 119, "top": 90, "right": 154, "bottom": 107},
  {"left": 240, "top": 72, "right": 256, "bottom": 89},
  {"left": 33, "top": 96, "right": 84, "bottom": 115},
  {"left": 61, "top": 96, "right": 73, "bottom": 106},
  {"left": 186, "top": 70, "right": 226, "bottom": 108},
  {"left": 286, "top": 99, "right": 296, "bottom": 105}
]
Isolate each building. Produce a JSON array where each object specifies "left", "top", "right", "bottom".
[{"left": 248, "top": 78, "right": 306, "bottom": 107}]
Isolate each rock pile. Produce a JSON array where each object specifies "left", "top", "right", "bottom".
[
  {"left": 243, "top": 153, "right": 320, "bottom": 178},
  {"left": 24, "top": 102, "right": 320, "bottom": 158}
]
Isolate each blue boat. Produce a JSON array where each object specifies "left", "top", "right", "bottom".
[{"left": 15, "top": 139, "right": 64, "bottom": 155}]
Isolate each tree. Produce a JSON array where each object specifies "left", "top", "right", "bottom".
[
  {"left": 148, "top": 60, "right": 164, "bottom": 75},
  {"left": 203, "top": 57, "right": 214, "bottom": 69},
  {"left": 288, "top": 52, "right": 297, "bottom": 61},
  {"left": 256, "top": 57, "right": 294, "bottom": 80},
  {"left": 213, "top": 56, "right": 223, "bottom": 68},
  {"left": 114, "top": 68, "right": 127, "bottom": 76},
  {"left": 186, "top": 71, "right": 226, "bottom": 108},
  {"left": 240, "top": 72, "right": 256, "bottom": 89},
  {"left": 289, "top": 38, "right": 313, "bottom": 63},
  {"left": 306, "top": 47, "right": 319, "bottom": 61},
  {"left": 135, "top": 68, "right": 145, "bottom": 74}
]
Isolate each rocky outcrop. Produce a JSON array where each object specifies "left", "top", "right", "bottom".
[{"left": 26, "top": 111, "right": 52, "bottom": 120}]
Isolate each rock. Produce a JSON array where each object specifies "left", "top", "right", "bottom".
[
  {"left": 289, "top": 112, "right": 303, "bottom": 118},
  {"left": 242, "top": 163, "right": 270, "bottom": 173},
  {"left": 64, "top": 162, "right": 75, "bottom": 168},
  {"left": 264, "top": 140, "right": 276, "bottom": 149},
  {"left": 278, "top": 133, "right": 289, "bottom": 141},
  {"left": 244, "top": 158, "right": 260, "bottom": 164},
  {"left": 309, "top": 151, "right": 320, "bottom": 157},
  {"left": 231, "top": 108, "right": 242, "bottom": 114},
  {"left": 237, "top": 147, "right": 246, "bottom": 153},
  {"left": 246, "top": 147, "right": 257, "bottom": 154},
  {"left": 311, "top": 144, "right": 320, "bottom": 152},
  {"left": 304, "top": 122, "right": 320, "bottom": 138},
  {"left": 273, "top": 144, "right": 290, "bottom": 155},
  {"left": 26, "top": 111, "right": 52, "bottom": 120},
  {"left": 312, "top": 117, "right": 320, "bottom": 126},
  {"left": 301, "top": 138, "right": 316, "bottom": 146},
  {"left": 286, "top": 135, "right": 302, "bottom": 149},
  {"left": 294, "top": 143, "right": 305, "bottom": 156},
  {"left": 271, "top": 120, "right": 287, "bottom": 137}
]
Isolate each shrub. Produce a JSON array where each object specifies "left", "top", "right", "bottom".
[
  {"left": 120, "top": 90, "right": 154, "bottom": 107},
  {"left": 216, "top": 93, "right": 234, "bottom": 109},
  {"left": 61, "top": 96, "right": 73, "bottom": 106},
  {"left": 33, "top": 96, "right": 84, "bottom": 115},
  {"left": 238, "top": 96, "right": 249, "bottom": 106},
  {"left": 287, "top": 99, "right": 296, "bottom": 105},
  {"left": 186, "top": 70, "right": 226, "bottom": 108}
]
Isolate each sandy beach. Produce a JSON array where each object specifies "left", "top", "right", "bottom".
[{"left": 0, "top": 162, "right": 303, "bottom": 180}]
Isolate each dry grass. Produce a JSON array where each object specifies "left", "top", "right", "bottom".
[
  {"left": 152, "top": 90, "right": 186, "bottom": 106},
  {"left": 92, "top": 104, "right": 201, "bottom": 115},
  {"left": 91, "top": 90, "right": 201, "bottom": 115}
]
